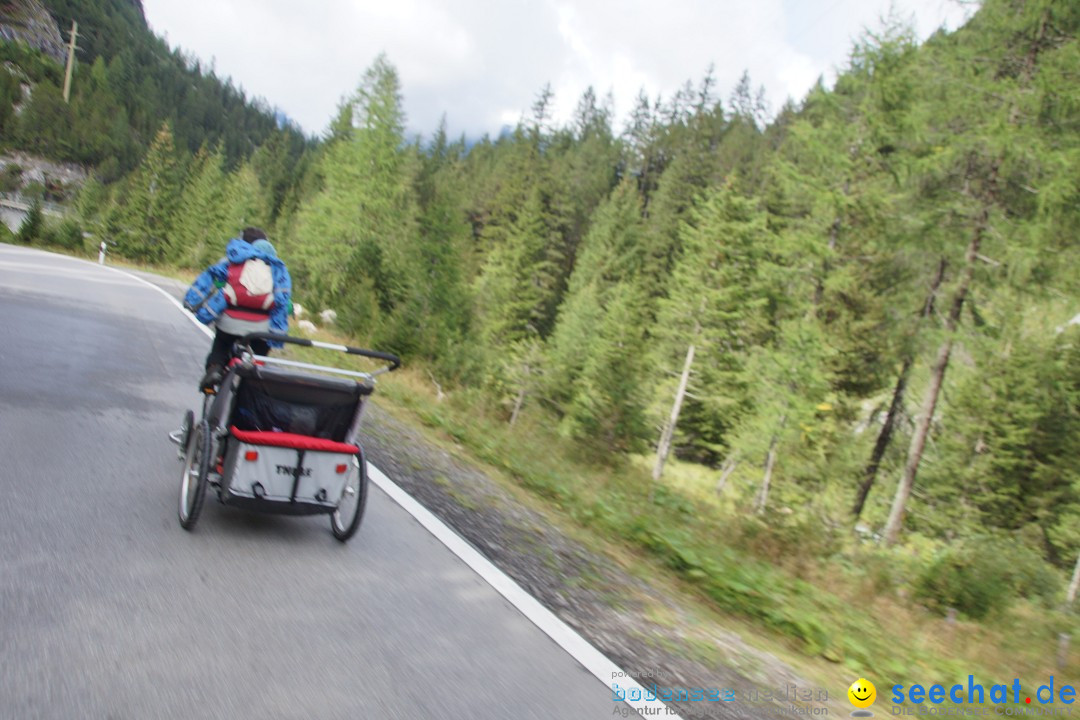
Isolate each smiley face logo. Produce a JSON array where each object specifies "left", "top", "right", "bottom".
[{"left": 848, "top": 678, "right": 876, "bottom": 713}]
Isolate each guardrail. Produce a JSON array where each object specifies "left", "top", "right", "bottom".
[{"left": 0, "top": 191, "right": 66, "bottom": 216}]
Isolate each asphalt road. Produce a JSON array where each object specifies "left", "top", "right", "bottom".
[{"left": 0, "top": 244, "right": 638, "bottom": 720}]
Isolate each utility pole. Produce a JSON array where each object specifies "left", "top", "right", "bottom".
[{"left": 62, "top": 20, "right": 78, "bottom": 103}]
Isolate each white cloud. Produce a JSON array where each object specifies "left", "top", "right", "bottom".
[
  {"left": 141, "top": 0, "right": 976, "bottom": 140},
  {"left": 776, "top": 50, "right": 824, "bottom": 106}
]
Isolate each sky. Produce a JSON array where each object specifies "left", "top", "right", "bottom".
[{"left": 141, "top": 0, "right": 976, "bottom": 140}]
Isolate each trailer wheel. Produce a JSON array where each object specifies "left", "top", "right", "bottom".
[{"left": 331, "top": 450, "right": 369, "bottom": 542}]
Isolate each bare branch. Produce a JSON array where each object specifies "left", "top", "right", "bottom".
[{"left": 426, "top": 370, "right": 445, "bottom": 402}]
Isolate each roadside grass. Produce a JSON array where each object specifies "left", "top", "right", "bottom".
[{"left": 99, "top": 255, "right": 199, "bottom": 284}]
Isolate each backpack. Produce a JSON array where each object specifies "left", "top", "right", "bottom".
[{"left": 223, "top": 258, "right": 274, "bottom": 312}]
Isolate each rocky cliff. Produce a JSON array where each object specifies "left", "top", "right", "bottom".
[{"left": 0, "top": 0, "right": 65, "bottom": 63}]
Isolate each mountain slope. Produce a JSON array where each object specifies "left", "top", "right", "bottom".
[{"left": 0, "top": 0, "right": 308, "bottom": 180}]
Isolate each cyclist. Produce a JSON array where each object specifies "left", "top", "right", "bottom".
[{"left": 183, "top": 227, "right": 292, "bottom": 391}]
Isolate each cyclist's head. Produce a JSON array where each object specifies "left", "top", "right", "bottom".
[{"left": 242, "top": 227, "right": 267, "bottom": 243}]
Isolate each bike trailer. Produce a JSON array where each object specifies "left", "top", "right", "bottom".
[
  {"left": 174, "top": 333, "right": 401, "bottom": 541},
  {"left": 219, "top": 363, "right": 373, "bottom": 514}
]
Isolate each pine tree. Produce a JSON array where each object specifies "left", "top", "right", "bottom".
[
  {"left": 386, "top": 120, "right": 472, "bottom": 362},
  {"left": 108, "top": 121, "right": 185, "bottom": 263},
  {"left": 561, "top": 282, "right": 650, "bottom": 450},
  {"left": 636, "top": 74, "right": 731, "bottom": 306},
  {"left": 172, "top": 144, "right": 229, "bottom": 267},
  {"left": 649, "top": 184, "right": 781, "bottom": 469},
  {"left": 541, "top": 178, "right": 651, "bottom": 446},
  {"left": 880, "top": 0, "right": 1067, "bottom": 544},
  {"left": 16, "top": 198, "right": 44, "bottom": 244},
  {"left": 474, "top": 186, "right": 561, "bottom": 350},
  {"left": 545, "top": 177, "right": 646, "bottom": 404},
  {"left": 250, "top": 129, "right": 308, "bottom": 223},
  {"left": 223, "top": 161, "right": 267, "bottom": 236},
  {"left": 762, "top": 32, "right": 922, "bottom": 517},
  {"left": 15, "top": 81, "right": 75, "bottom": 160},
  {"left": 544, "top": 87, "right": 621, "bottom": 288},
  {"left": 290, "top": 55, "right": 418, "bottom": 337},
  {"left": 735, "top": 321, "right": 835, "bottom": 513}
]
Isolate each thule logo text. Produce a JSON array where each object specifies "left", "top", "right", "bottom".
[{"left": 275, "top": 464, "right": 312, "bottom": 477}]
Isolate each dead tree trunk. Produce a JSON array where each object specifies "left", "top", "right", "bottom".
[
  {"left": 883, "top": 205, "right": 989, "bottom": 546},
  {"left": 715, "top": 454, "right": 739, "bottom": 495},
  {"left": 509, "top": 384, "right": 527, "bottom": 426},
  {"left": 1067, "top": 551, "right": 1080, "bottom": 606},
  {"left": 755, "top": 442, "right": 778, "bottom": 514},
  {"left": 754, "top": 417, "right": 786, "bottom": 515},
  {"left": 755, "top": 437, "right": 779, "bottom": 514},
  {"left": 427, "top": 370, "right": 446, "bottom": 403},
  {"left": 509, "top": 355, "right": 536, "bottom": 426},
  {"left": 853, "top": 259, "right": 946, "bottom": 519},
  {"left": 653, "top": 341, "right": 696, "bottom": 483}
]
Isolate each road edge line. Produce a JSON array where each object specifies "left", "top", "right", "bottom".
[{"left": 368, "top": 464, "right": 680, "bottom": 719}]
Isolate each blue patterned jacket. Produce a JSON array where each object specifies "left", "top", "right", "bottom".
[{"left": 183, "top": 238, "right": 292, "bottom": 347}]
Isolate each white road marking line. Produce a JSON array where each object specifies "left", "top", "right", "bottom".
[
  {"left": 100, "top": 264, "right": 212, "bottom": 338},
  {"left": 0, "top": 263, "right": 147, "bottom": 286},
  {"left": 369, "top": 465, "right": 678, "bottom": 719},
  {"left": 22, "top": 247, "right": 680, "bottom": 720}
]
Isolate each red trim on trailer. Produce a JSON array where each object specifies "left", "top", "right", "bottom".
[{"left": 229, "top": 427, "right": 359, "bottom": 454}]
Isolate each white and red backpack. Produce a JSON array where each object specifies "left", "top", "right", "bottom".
[{"left": 217, "top": 258, "right": 276, "bottom": 336}]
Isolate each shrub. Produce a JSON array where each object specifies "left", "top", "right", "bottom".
[
  {"left": 914, "top": 535, "right": 1061, "bottom": 619},
  {"left": 49, "top": 218, "right": 84, "bottom": 251},
  {"left": 21, "top": 180, "right": 45, "bottom": 202},
  {"left": 838, "top": 544, "right": 922, "bottom": 595},
  {"left": 0, "top": 163, "right": 23, "bottom": 192},
  {"left": 15, "top": 198, "right": 43, "bottom": 244},
  {"left": 728, "top": 510, "right": 842, "bottom": 570}
]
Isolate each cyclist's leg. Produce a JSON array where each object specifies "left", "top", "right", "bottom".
[
  {"left": 200, "top": 330, "right": 237, "bottom": 390},
  {"left": 205, "top": 329, "right": 236, "bottom": 369}
]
